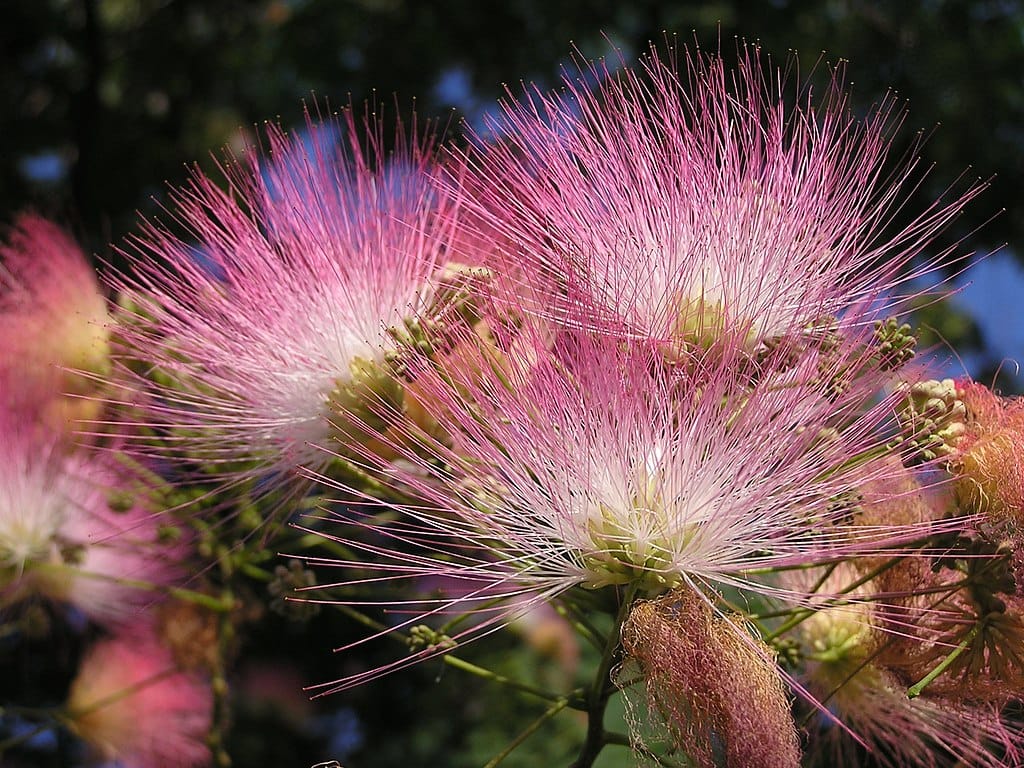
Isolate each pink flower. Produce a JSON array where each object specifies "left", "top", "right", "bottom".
[
  {"left": 795, "top": 566, "right": 1021, "bottom": 767},
  {"left": 112, "top": 109, "right": 461, "bottom": 475},
  {"left": 306, "top": 328, "right": 953, "bottom": 692},
  {"left": 0, "top": 411, "right": 181, "bottom": 625},
  {"left": 951, "top": 377, "right": 1024, "bottom": 520},
  {"left": 447, "top": 44, "right": 980, "bottom": 353},
  {"left": 67, "top": 628, "right": 212, "bottom": 767},
  {"left": 0, "top": 214, "right": 111, "bottom": 432}
]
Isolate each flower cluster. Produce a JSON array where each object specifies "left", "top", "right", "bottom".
[
  {"left": 0, "top": 219, "right": 212, "bottom": 767},
  {"left": 3, "top": 40, "right": 1022, "bottom": 768}
]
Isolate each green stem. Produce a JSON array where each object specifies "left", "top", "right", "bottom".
[
  {"left": 238, "top": 562, "right": 272, "bottom": 582},
  {"left": 482, "top": 697, "right": 571, "bottom": 768},
  {"left": 287, "top": 532, "right": 360, "bottom": 563},
  {"left": 207, "top": 546, "right": 235, "bottom": 767},
  {"left": 32, "top": 563, "right": 232, "bottom": 612},
  {"left": 333, "top": 605, "right": 573, "bottom": 705},
  {"left": 442, "top": 655, "right": 582, "bottom": 707},
  {"left": 907, "top": 619, "right": 985, "bottom": 699},
  {"left": 555, "top": 599, "right": 607, "bottom": 652},
  {"left": 438, "top": 596, "right": 509, "bottom": 636},
  {"left": 335, "top": 604, "right": 391, "bottom": 634},
  {"left": 571, "top": 585, "right": 638, "bottom": 768}
]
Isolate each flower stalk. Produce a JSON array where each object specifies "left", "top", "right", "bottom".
[{"left": 572, "top": 584, "right": 639, "bottom": 768}]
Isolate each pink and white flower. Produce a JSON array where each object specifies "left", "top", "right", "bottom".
[
  {"left": 796, "top": 567, "right": 1021, "bottom": 767},
  {"left": 447, "top": 44, "right": 981, "bottom": 353},
  {"left": 67, "top": 628, "right": 212, "bottom": 767},
  {"left": 0, "top": 214, "right": 111, "bottom": 432},
  {"left": 305, "top": 327, "right": 953, "bottom": 692},
  {"left": 112, "top": 110, "right": 461, "bottom": 475},
  {"left": 0, "top": 412, "right": 181, "bottom": 625}
]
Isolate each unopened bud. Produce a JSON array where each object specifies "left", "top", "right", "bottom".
[
  {"left": 872, "top": 317, "right": 917, "bottom": 371},
  {"left": 897, "top": 378, "right": 967, "bottom": 464},
  {"left": 268, "top": 559, "right": 321, "bottom": 622},
  {"left": 407, "top": 624, "right": 456, "bottom": 652}
]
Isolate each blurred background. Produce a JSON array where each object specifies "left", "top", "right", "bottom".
[
  {"left": 3, "top": 2, "right": 1024, "bottom": 765},
  {"left": 4, "top": 0, "right": 1024, "bottom": 387}
]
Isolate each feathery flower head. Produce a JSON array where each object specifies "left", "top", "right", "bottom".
[
  {"left": 113, "top": 107, "right": 463, "bottom": 474},
  {"left": 439, "top": 333, "right": 941, "bottom": 584},
  {"left": 0, "top": 412, "right": 181, "bottom": 625},
  {"left": 907, "top": 377, "right": 1024, "bottom": 593},
  {"left": 0, "top": 213, "right": 110, "bottom": 431},
  {"left": 901, "top": 376, "right": 1024, "bottom": 586},
  {"left": 949, "top": 378, "right": 1024, "bottom": 522},
  {"left": 308, "top": 323, "right": 952, "bottom": 691},
  {"left": 870, "top": 532, "right": 1024, "bottom": 704},
  {"left": 67, "top": 628, "right": 212, "bottom": 767},
  {"left": 795, "top": 567, "right": 1021, "bottom": 767},
  {"left": 449, "top": 42, "right": 980, "bottom": 357}
]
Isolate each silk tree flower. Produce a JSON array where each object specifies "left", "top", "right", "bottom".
[
  {"left": 111, "top": 109, "right": 462, "bottom": 477},
  {"left": 67, "top": 627, "right": 212, "bottom": 767},
  {"left": 0, "top": 213, "right": 111, "bottom": 432},
  {"left": 947, "top": 377, "right": 1024, "bottom": 522},
  {"left": 794, "top": 566, "right": 1022, "bottom": 767},
  {"left": 304, "top": 325, "right": 955, "bottom": 693},
  {"left": 0, "top": 412, "right": 181, "bottom": 626},
  {"left": 876, "top": 576, "right": 1024, "bottom": 706},
  {"left": 445, "top": 43, "right": 981, "bottom": 355}
]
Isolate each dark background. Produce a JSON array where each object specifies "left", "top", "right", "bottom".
[{"left": 5, "top": 1, "right": 1023, "bottom": 387}]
